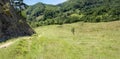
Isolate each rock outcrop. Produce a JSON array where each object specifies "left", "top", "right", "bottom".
[{"left": 0, "top": 0, "right": 35, "bottom": 42}]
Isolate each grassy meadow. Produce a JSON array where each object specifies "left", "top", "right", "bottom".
[{"left": 0, "top": 21, "right": 120, "bottom": 59}]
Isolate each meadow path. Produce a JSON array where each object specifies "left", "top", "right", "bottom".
[{"left": 0, "top": 42, "right": 14, "bottom": 48}]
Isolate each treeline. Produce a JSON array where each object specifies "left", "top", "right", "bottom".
[{"left": 21, "top": 0, "right": 120, "bottom": 27}]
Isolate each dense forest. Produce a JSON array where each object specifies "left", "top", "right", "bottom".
[{"left": 21, "top": 0, "right": 120, "bottom": 27}]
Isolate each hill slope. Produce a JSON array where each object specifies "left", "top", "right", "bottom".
[
  {"left": 0, "top": 0, "right": 35, "bottom": 41},
  {"left": 0, "top": 21, "right": 120, "bottom": 59},
  {"left": 22, "top": 0, "right": 120, "bottom": 27}
]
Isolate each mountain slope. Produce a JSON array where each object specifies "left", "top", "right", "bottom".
[
  {"left": 60, "top": 0, "right": 120, "bottom": 21},
  {"left": 22, "top": 0, "right": 120, "bottom": 27},
  {"left": 0, "top": 0, "right": 35, "bottom": 41}
]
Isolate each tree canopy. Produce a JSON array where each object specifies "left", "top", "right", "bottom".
[
  {"left": 10, "top": 0, "right": 27, "bottom": 11},
  {"left": 21, "top": 0, "right": 120, "bottom": 27}
]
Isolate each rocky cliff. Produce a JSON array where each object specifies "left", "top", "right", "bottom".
[{"left": 0, "top": 0, "right": 35, "bottom": 41}]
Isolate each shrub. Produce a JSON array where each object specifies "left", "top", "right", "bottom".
[{"left": 68, "top": 14, "right": 83, "bottom": 23}]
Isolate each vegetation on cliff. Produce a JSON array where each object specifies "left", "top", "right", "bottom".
[{"left": 0, "top": 0, "right": 34, "bottom": 41}]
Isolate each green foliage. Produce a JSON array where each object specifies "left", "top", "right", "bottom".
[
  {"left": 10, "top": 39, "right": 29, "bottom": 57},
  {"left": 68, "top": 14, "right": 84, "bottom": 23},
  {"left": 2, "top": 3, "right": 11, "bottom": 16},
  {"left": 21, "top": 0, "right": 120, "bottom": 27},
  {"left": 21, "top": 10, "right": 27, "bottom": 18}
]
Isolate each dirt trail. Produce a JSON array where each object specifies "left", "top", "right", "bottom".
[
  {"left": 0, "top": 42, "right": 14, "bottom": 48},
  {"left": 0, "top": 37, "right": 32, "bottom": 49}
]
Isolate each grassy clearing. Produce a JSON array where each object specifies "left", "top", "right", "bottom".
[{"left": 0, "top": 21, "right": 120, "bottom": 59}]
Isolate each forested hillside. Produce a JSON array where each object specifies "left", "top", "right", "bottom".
[{"left": 22, "top": 0, "right": 120, "bottom": 27}]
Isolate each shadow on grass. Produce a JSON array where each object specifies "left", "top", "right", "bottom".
[{"left": 0, "top": 32, "right": 35, "bottom": 43}]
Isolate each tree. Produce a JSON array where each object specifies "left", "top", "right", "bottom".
[{"left": 10, "top": 0, "right": 26, "bottom": 11}]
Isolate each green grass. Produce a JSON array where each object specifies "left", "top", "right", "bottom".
[{"left": 0, "top": 21, "right": 120, "bottom": 59}]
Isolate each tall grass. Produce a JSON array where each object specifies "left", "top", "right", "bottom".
[{"left": 0, "top": 21, "right": 120, "bottom": 59}]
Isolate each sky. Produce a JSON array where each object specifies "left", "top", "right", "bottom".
[{"left": 24, "top": 0, "right": 67, "bottom": 5}]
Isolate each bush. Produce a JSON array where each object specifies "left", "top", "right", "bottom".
[{"left": 68, "top": 14, "right": 83, "bottom": 23}]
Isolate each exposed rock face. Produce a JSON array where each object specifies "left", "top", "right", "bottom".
[{"left": 0, "top": 0, "right": 35, "bottom": 41}]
